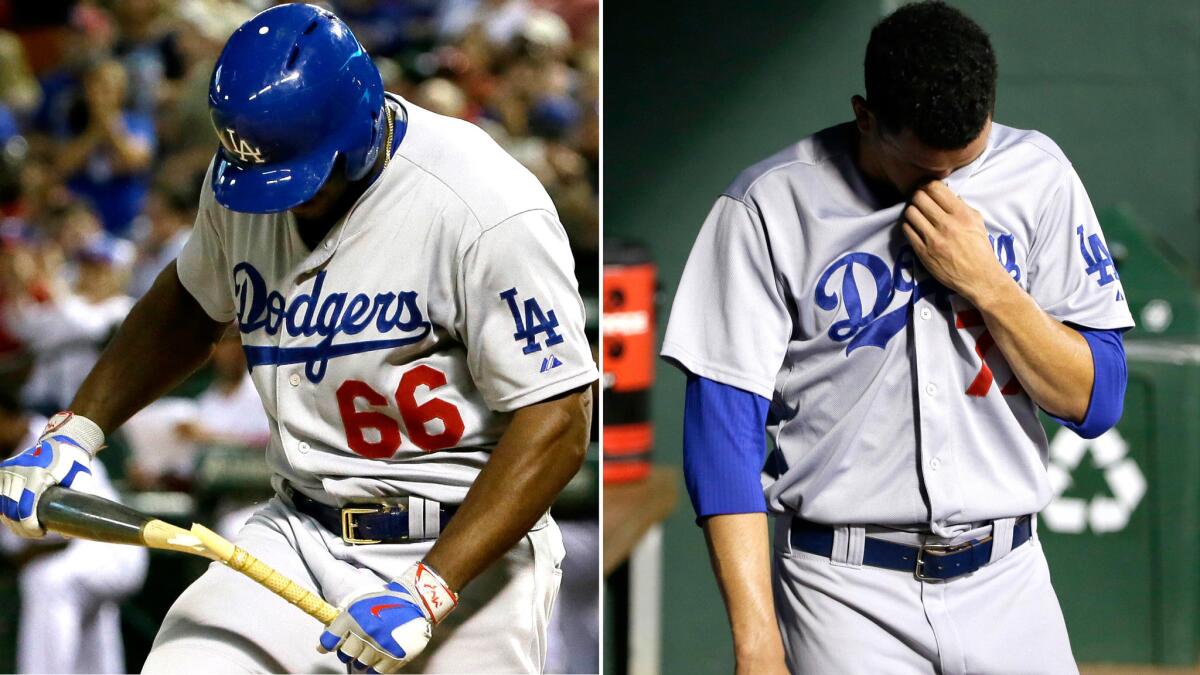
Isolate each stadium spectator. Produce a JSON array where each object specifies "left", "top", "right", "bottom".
[
  {"left": 176, "top": 329, "right": 270, "bottom": 449},
  {"left": 43, "top": 198, "right": 104, "bottom": 280},
  {"left": 0, "top": 224, "right": 35, "bottom": 388},
  {"left": 54, "top": 59, "right": 154, "bottom": 237},
  {"left": 154, "top": 2, "right": 249, "bottom": 197},
  {"left": 438, "top": 0, "right": 533, "bottom": 45},
  {"left": 128, "top": 187, "right": 193, "bottom": 298},
  {"left": 112, "top": 0, "right": 182, "bottom": 115},
  {"left": 336, "top": 0, "right": 439, "bottom": 56},
  {"left": 413, "top": 76, "right": 470, "bottom": 119},
  {"left": 4, "top": 231, "right": 134, "bottom": 415},
  {"left": 122, "top": 329, "right": 269, "bottom": 491},
  {"left": 0, "top": 30, "right": 42, "bottom": 119}
]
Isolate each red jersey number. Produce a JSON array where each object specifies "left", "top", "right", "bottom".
[
  {"left": 335, "top": 366, "right": 465, "bottom": 457},
  {"left": 396, "top": 365, "right": 466, "bottom": 451},
  {"left": 335, "top": 380, "right": 400, "bottom": 459}
]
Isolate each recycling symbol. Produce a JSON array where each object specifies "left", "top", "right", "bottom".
[{"left": 1042, "top": 428, "right": 1146, "bottom": 534}]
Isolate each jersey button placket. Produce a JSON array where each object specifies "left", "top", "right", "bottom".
[
  {"left": 295, "top": 229, "right": 339, "bottom": 275},
  {"left": 910, "top": 294, "right": 950, "bottom": 522},
  {"left": 277, "top": 276, "right": 314, "bottom": 468}
]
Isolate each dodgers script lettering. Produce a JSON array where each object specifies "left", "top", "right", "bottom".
[
  {"left": 233, "top": 262, "right": 432, "bottom": 383},
  {"left": 815, "top": 234, "right": 1021, "bottom": 355}
]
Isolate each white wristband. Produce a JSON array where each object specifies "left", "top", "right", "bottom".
[
  {"left": 398, "top": 562, "right": 459, "bottom": 625},
  {"left": 41, "top": 412, "right": 105, "bottom": 456}
]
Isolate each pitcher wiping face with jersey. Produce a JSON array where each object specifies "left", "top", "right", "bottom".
[{"left": 664, "top": 3, "right": 1129, "bottom": 673}]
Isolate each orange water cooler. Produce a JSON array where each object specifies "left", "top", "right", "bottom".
[{"left": 602, "top": 241, "right": 656, "bottom": 483}]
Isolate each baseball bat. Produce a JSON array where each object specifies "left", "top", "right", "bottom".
[{"left": 37, "top": 485, "right": 339, "bottom": 625}]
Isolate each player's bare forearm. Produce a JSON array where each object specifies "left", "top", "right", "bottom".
[
  {"left": 70, "top": 261, "right": 229, "bottom": 434},
  {"left": 967, "top": 279, "right": 1092, "bottom": 421},
  {"left": 702, "top": 513, "right": 788, "bottom": 675},
  {"left": 422, "top": 385, "right": 592, "bottom": 592}
]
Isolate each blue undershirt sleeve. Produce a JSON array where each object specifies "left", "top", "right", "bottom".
[
  {"left": 682, "top": 374, "right": 770, "bottom": 522},
  {"left": 1050, "top": 327, "right": 1127, "bottom": 439}
]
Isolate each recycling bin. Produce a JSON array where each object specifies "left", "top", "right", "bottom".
[{"left": 1038, "top": 344, "right": 1200, "bottom": 665}]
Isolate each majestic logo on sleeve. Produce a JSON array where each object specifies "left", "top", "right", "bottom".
[
  {"left": 233, "top": 262, "right": 431, "bottom": 383},
  {"left": 815, "top": 233, "right": 1022, "bottom": 357}
]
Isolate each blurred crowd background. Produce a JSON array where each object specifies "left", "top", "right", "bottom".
[{"left": 0, "top": 0, "right": 599, "bottom": 672}]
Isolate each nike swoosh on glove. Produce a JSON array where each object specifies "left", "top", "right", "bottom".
[{"left": 317, "top": 562, "right": 459, "bottom": 674}]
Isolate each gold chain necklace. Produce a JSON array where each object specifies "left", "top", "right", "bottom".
[{"left": 382, "top": 104, "right": 394, "bottom": 172}]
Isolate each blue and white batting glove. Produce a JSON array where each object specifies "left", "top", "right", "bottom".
[
  {"left": 0, "top": 412, "right": 103, "bottom": 538},
  {"left": 318, "top": 562, "right": 459, "bottom": 674}
]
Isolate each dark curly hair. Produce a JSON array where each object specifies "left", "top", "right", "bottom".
[{"left": 864, "top": 1, "right": 996, "bottom": 149}]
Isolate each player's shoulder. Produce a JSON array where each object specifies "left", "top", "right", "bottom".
[
  {"left": 722, "top": 123, "right": 855, "bottom": 204},
  {"left": 393, "top": 97, "right": 555, "bottom": 231},
  {"left": 194, "top": 158, "right": 225, "bottom": 227},
  {"left": 986, "top": 122, "right": 1075, "bottom": 175}
]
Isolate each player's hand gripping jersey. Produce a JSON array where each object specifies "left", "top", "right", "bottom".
[
  {"left": 179, "top": 94, "right": 596, "bottom": 507},
  {"left": 663, "top": 122, "right": 1133, "bottom": 534}
]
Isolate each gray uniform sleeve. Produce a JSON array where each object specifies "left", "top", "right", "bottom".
[
  {"left": 661, "top": 196, "right": 791, "bottom": 399},
  {"left": 459, "top": 209, "right": 597, "bottom": 412},
  {"left": 1026, "top": 166, "right": 1134, "bottom": 330},
  {"left": 176, "top": 182, "right": 236, "bottom": 323}
]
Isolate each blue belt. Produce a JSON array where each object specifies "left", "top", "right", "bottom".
[
  {"left": 284, "top": 483, "right": 456, "bottom": 545},
  {"left": 790, "top": 515, "right": 1033, "bottom": 582}
]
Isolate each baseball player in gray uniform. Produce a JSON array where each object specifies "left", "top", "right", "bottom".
[
  {"left": 662, "top": 3, "right": 1132, "bottom": 674},
  {"left": 0, "top": 5, "right": 595, "bottom": 673}
]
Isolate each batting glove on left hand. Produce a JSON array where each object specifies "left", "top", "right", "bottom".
[
  {"left": 318, "top": 562, "right": 459, "bottom": 674},
  {"left": 0, "top": 412, "right": 103, "bottom": 538}
]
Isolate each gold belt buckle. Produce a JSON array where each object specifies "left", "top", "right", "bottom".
[
  {"left": 341, "top": 506, "right": 383, "bottom": 545},
  {"left": 914, "top": 535, "right": 992, "bottom": 582}
]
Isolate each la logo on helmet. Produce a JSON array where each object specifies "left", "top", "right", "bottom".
[{"left": 223, "top": 128, "right": 267, "bottom": 164}]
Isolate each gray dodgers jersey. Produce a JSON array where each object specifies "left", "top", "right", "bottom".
[
  {"left": 178, "top": 96, "right": 598, "bottom": 506},
  {"left": 662, "top": 122, "right": 1133, "bottom": 534}
]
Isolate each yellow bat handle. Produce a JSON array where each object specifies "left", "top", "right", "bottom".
[
  {"left": 171, "top": 522, "right": 342, "bottom": 626},
  {"left": 226, "top": 546, "right": 341, "bottom": 625}
]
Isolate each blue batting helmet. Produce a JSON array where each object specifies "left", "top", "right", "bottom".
[{"left": 208, "top": 4, "right": 385, "bottom": 213}]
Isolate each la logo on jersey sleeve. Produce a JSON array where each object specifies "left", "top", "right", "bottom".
[
  {"left": 1075, "top": 223, "right": 1124, "bottom": 301},
  {"left": 500, "top": 287, "right": 565, "bottom": 373}
]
